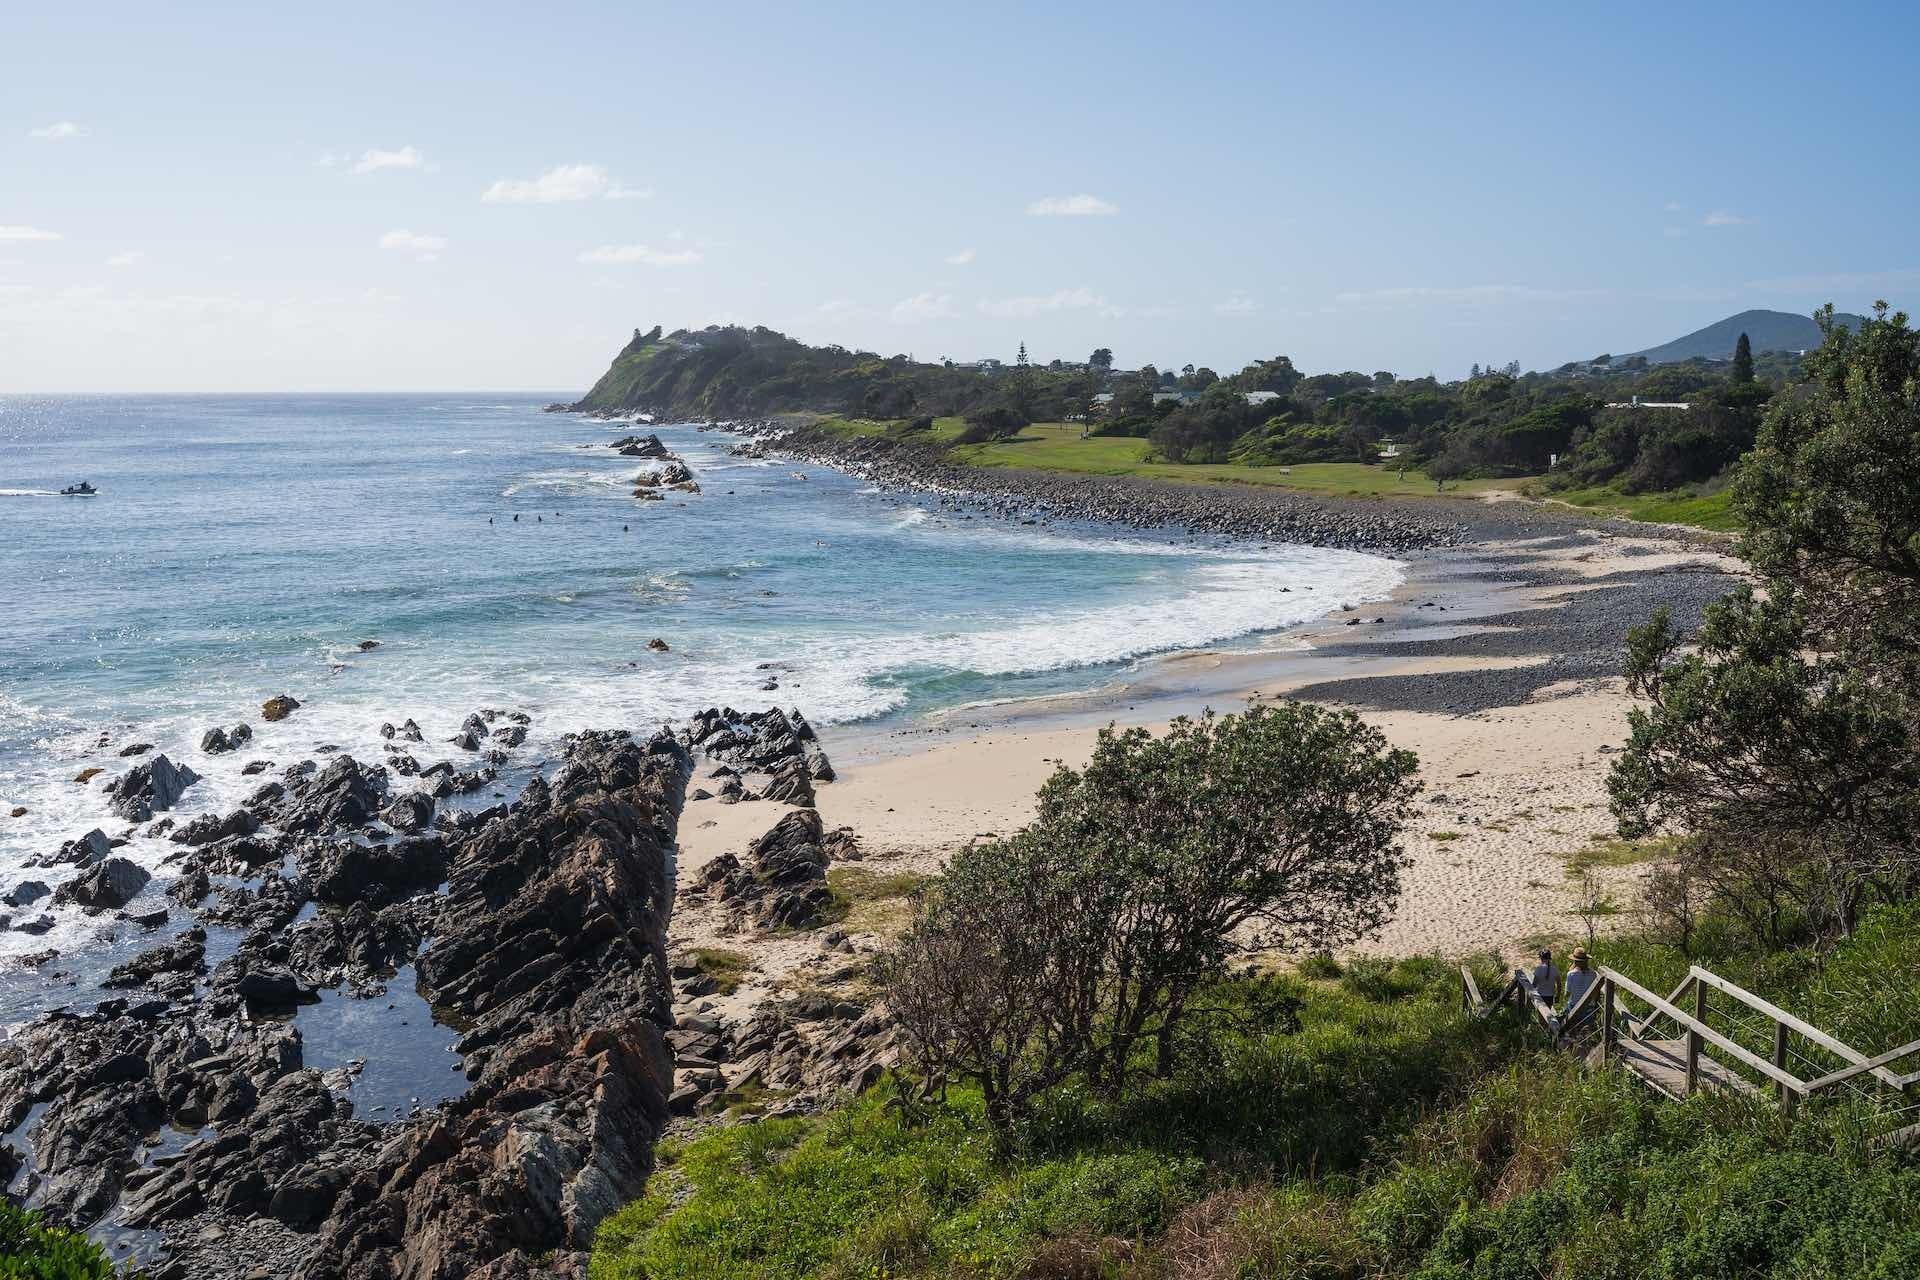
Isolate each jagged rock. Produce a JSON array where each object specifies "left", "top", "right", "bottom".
[
  {"left": 38, "top": 827, "right": 112, "bottom": 869},
  {"left": 282, "top": 756, "right": 387, "bottom": 834},
  {"left": 292, "top": 729, "right": 688, "bottom": 1280},
  {"left": 647, "top": 637, "right": 670, "bottom": 652},
  {"left": 262, "top": 694, "right": 301, "bottom": 722},
  {"left": 169, "top": 808, "right": 260, "bottom": 847},
  {"left": 4, "top": 879, "right": 50, "bottom": 907},
  {"left": 303, "top": 834, "right": 447, "bottom": 908},
  {"left": 54, "top": 856, "right": 152, "bottom": 910},
  {"left": 75, "top": 766, "right": 103, "bottom": 784},
  {"left": 104, "top": 927, "right": 207, "bottom": 991},
  {"left": 611, "top": 433, "right": 670, "bottom": 458},
  {"left": 804, "top": 742, "right": 836, "bottom": 782},
  {"left": 103, "top": 755, "right": 201, "bottom": 822},
  {"left": 168, "top": 866, "right": 211, "bottom": 906},
  {"left": 235, "top": 969, "right": 318, "bottom": 1011},
  {"left": 381, "top": 790, "right": 435, "bottom": 834},
  {"left": 762, "top": 758, "right": 816, "bottom": 806},
  {"left": 117, "top": 742, "right": 153, "bottom": 757}
]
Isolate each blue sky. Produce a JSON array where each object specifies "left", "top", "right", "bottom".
[{"left": 4, "top": 1, "right": 1916, "bottom": 391}]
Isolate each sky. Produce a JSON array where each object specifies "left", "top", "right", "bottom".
[{"left": 4, "top": 1, "right": 1918, "bottom": 392}]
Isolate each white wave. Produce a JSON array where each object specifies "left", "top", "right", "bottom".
[{"left": 0, "top": 489, "right": 59, "bottom": 498}]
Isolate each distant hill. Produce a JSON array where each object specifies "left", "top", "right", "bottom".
[{"left": 1625, "top": 308, "right": 1864, "bottom": 366}]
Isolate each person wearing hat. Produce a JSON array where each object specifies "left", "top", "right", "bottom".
[
  {"left": 1530, "top": 948, "right": 1559, "bottom": 1004},
  {"left": 1561, "top": 947, "right": 1596, "bottom": 1021}
]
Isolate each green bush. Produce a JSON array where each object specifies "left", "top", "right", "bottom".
[{"left": 0, "top": 1202, "right": 120, "bottom": 1279}]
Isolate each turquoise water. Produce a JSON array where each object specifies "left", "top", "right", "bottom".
[{"left": 0, "top": 393, "right": 1402, "bottom": 958}]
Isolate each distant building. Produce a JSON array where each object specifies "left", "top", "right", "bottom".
[
  {"left": 1378, "top": 438, "right": 1403, "bottom": 459},
  {"left": 1605, "top": 395, "right": 1693, "bottom": 410},
  {"left": 1242, "top": 391, "right": 1281, "bottom": 407}
]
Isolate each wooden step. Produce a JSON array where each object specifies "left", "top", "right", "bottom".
[{"left": 1588, "top": 1036, "right": 1763, "bottom": 1100}]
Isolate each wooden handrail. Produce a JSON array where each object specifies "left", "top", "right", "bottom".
[
  {"left": 1800, "top": 1037, "right": 1920, "bottom": 1093},
  {"left": 1601, "top": 967, "right": 1808, "bottom": 1095},
  {"left": 1688, "top": 966, "right": 1909, "bottom": 1092}
]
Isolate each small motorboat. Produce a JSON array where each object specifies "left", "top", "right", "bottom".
[{"left": 59, "top": 482, "right": 97, "bottom": 496}]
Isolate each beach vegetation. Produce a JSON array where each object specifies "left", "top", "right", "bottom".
[
  {"left": 881, "top": 702, "right": 1420, "bottom": 1136},
  {"left": 686, "top": 946, "right": 751, "bottom": 995},
  {"left": 592, "top": 900, "right": 1920, "bottom": 1279},
  {"left": 0, "top": 1201, "right": 120, "bottom": 1279},
  {"left": 1613, "top": 303, "right": 1920, "bottom": 947}
]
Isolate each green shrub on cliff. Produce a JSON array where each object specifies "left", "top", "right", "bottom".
[{"left": 0, "top": 1202, "right": 121, "bottom": 1279}]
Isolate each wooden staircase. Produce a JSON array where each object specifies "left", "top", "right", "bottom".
[{"left": 1461, "top": 960, "right": 1920, "bottom": 1135}]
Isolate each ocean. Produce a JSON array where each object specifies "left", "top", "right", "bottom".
[{"left": 0, "top": 393, "right": 1403, "bottom": 968}]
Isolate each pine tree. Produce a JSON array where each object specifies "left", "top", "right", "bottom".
[
  {"left": 1008, "top": 342, "right": 1035, "bottom": 421},
  {"left": 1732, "top": 331, "right": 1754, "bottom": 384}
]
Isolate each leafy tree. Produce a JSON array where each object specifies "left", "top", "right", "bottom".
[
  {"left": 1733, "top": 330, "right": 1755, "bottom": 384},
  {"left": 884, "top": 703, "right": 1420, "bottom": 1133},
  {"left": 1090, "top": 347, "right": 1114, "bottom": 370},
  {"left": 1612, "top": 303, "right": 1920, "bottom": 940}
]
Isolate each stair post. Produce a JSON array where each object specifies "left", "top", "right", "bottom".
[
  {"left": 1686, "top": 978, "right": 1706, "bottom": 1095},
  {"left": 1773, "top": 1020, "right": 1797, "bottom": 1115},
  {"left": 1600, "top": 977, "right": 1614, "bottom": 1065}
]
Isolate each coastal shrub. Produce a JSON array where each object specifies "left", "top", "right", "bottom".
[
  {"left": 1612, "top": 304, "right": 1920, "bottom": 947},
  {"left": 592, "top": 962, "right": 1508, "bottom": 1279},
  {"left": 883, "top": 703, "right": 1421, "bottom": 1134},
  {"left": 0, "top": 1202, "right": 120, "bottom": 1279},
  {"left": 954, "top": 406, "right": 1027, "bottom": 444}
]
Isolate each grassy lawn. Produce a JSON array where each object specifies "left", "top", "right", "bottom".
[
  {"left": 1532, "top": 481, "right": 1739, "bottom": 531},
  {"left": 815, "top": 418, "right": 1526, "bottom": 500},
  {"left": 812, "top": 416, "right": 1744, "bottom": 531}
]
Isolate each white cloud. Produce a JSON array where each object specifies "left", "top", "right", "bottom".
[
  {"left": 353, "top": 146, "right": 424, "bottom": 174},
  {"left": 0, "top": 225, "right": 62, "bottom": 242},
  {"left": 1213, "top": 294, "right": 1259, "bottom": 315},
  {"left": 483, "top": 163, "right": 601, "bottom": 203},
  {"left": 817, "top": 298, "right": 859, "bottom": 315},
  {"left": 29, "top": 121, "right": 84, "bottom": 140},
  {"left": 105, "top": 251, "right": 143, "bottom": 268},
  {"left": 1663, "top": 201, "right": 1685, "bottom": 213},
  {"left": 1027, "top": 193, "right": 1118, "bottom": 217},
  {"left": 1702, "top": 209, "right": 1751, "bottom": 227},
  {"left": 481, "top": 164, "right": 653, "bottom": 203},
  {"left": 945, "top": 247, "right": 976, "bottom": 266},
  {"left": 890, "top": 292, "right": 957, "bottom": 323},
  {"left": 377, "top": 229, "right": 446, "bottom": 260},
  {"left": 576, "top": 243, "right": 702, "bottom": 266},
  {"left": 976, "top": 287, "right": 1123, "bottom": 318}
]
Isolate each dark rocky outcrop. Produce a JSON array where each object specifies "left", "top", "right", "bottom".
[
  {"left": 610, "top": 433, "right": 670, "bottom": 458},
  {"left": 280, "top": 757, "right": 388, "bottom": 834},
  {"left": 54, "top": 856, "right": 152, "bottom": 910},
  {"left": 103, "top": 927, "right": 208, "bottom": 993},
  {"left": 201, "top": 723, "right": 253, "bottom": 755},
  {"left": 104, "top": 755, "right": 202, "bottom": 822},
  {"left": 291, "top": 729, "right": 690, "bottom": 1280}
]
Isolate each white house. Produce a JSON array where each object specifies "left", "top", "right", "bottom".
[{"left": 1605, "top": 395, "right": 1693, "bottom": 410}]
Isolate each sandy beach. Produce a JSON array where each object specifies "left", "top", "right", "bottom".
[{"left": 668, "top": 516, "right": 1746, "bottom": 1005}]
